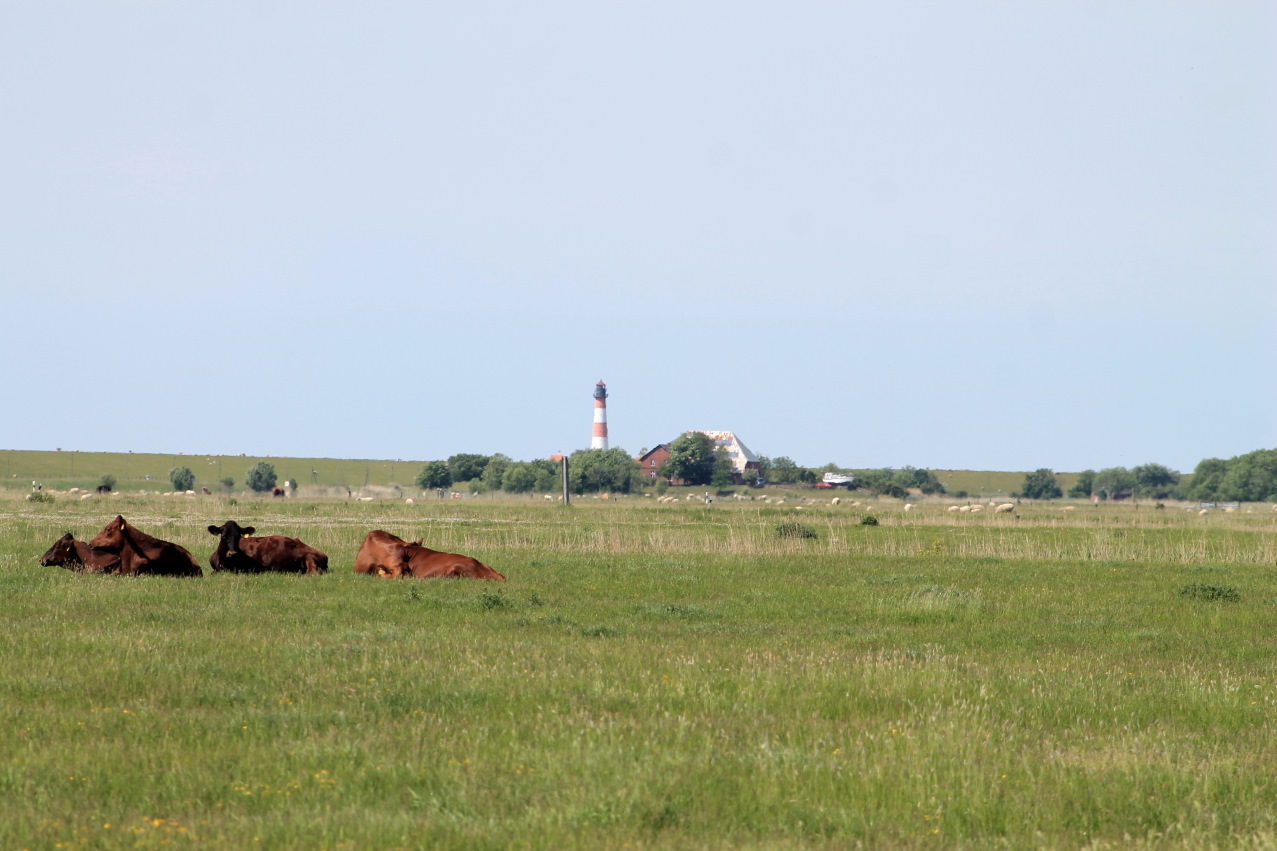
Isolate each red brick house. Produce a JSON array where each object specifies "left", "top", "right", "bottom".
[{"left": 636, "top": 445, "right": 672, "bottom": 482}]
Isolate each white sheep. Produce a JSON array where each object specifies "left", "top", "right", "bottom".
[
  {"left": 1062, "top": 506, "right": 1076, "bottom": 512},
  {"left": 405, "top": 498, "right": 414, "bottom": 505},
  {"left": 995, "top": 503, "right": 1014, "bottom": 513},
  {"left": 80, "top": 493, "right": 93, "bottom": 500},
  {"left": 947, "top": 505, "right": 960, "bottom": 512},
  {"left": 358, "top": 496, "right": 375, "bottom": 503},
  {"left": 904, "top": 503, "right": 914, "bottom": 512},
  {"left": 831, "top": 497, "right": 841, "bottom": 506},
  {"left": 1198, "top": 508, "right": 1209, "bottom": 516}
]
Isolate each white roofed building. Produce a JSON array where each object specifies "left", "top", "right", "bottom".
[{"left": 697, "top": 430, "right": 760, "bottom": 480}]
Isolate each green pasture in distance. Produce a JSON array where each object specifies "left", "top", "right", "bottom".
[
  {"left": 0, "top": 449, "right": 429, "bottom": 493},
  {"left": 2, "top": 498, "right": 1275, "bottom": 848},
  {"left": 0, "top": 448, "right": 1104, "bottom": 498}
]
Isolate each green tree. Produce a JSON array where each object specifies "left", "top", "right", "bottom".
[
  {"left": 1218, "top": 449, "right": 1277, "bottom": 502},
  {"left": 710, "top": 447, "right": 736, "bottom": 488},
  {"left": 659, "top": 432, "right": 718, "bottom": 486},
  {"left": 533, "top": 460, "right": 560, "bottom": 494},
  {"left": 569, "top": 448, "right": 641, "bottom": 494},
  {"left": 169, "top": 466, "right": 195, "bottom": 492},
  {"left": 501, "top": 462, "right": 537, "bottom": 493},
  {"left": 1132, "top": 463, "right": 1181, "bottom": 499},
  {"left": 1093, "top": 467, "right": 1135, "bottom": 501},
  {"left": 414, "top": 461, "right": 452, "bottom": 491},
  {"left": 768, "top": 456, "right": 800, "bottom": 484},
  {"left": 447, "top": 453, "right": 489, "bottom": 484},
  {"left": 481, "top": 454, "right": 511, "bottom": 492},
  {"left": 894, "top": 466, "right": 946, "bottom": 495},
  {"left": 1185, "top": 458, "right": 1227, "bottom": 501},
  {"left": 755, "top": 455, "right": 773, "bottom": 483},
  {"left": 245, "top": 461, "right": 277, "bottom": 493},
  {"left": 1067, "top": 469, "right": 1096, "bottom": 498},
  {"left": 1021, "top": 468, "right": 1062, "bottom": 500}
]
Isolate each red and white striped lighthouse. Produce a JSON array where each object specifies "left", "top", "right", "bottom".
[{"left": 591, "top": 380, "right": 609, "bottom": 450}]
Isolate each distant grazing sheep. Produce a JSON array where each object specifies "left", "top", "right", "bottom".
[
  {"left": 995, "top": 503, "right": 1014, "bottom": 513},
  {"left": 947, "top": 505, "right": 960, "bottom": 512},
  {"left": 831, "top": 497, "right": 840, "bottom": 506},
  {"left": 404, "top": 498, "right": 414, "bottom": 505},
  {"left": 358, "top": 496, "right": 375, "bottom": 503},
  {"left": 1062, "top": 506, "right": 1076, "bottom": 512},
  {"left": 1198, "top": 508, "right": 1209, "bottom": 516},
  {"left": 903, "top": 503, "right": 914, "bottom": 512}
]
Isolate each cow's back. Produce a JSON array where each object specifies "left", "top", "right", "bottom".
[
  {"left": 243, "top": 536, "right": 328, "bottom": 574},
  {"left": 407, "top": 548, "right": 505, "bottom": 581}
]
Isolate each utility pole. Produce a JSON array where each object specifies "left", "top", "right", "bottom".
[{"left": 562, "top": 455, "right": 571, "bottom": 506}]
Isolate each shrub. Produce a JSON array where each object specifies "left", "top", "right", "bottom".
[
  {"left": 26, "top": 491, "right": 54, "bottom": 503},
  {"left": 479, "top": 589, "right": 511, "bottom": 611},
  {"left": 169, "top": 466, "right": 195, "bottom": 492},
  {"left": 246, "top": 462, "right": 277, "bottom": 493},
  {"left": 775, "top": 522, "right": 818, "bottom": 540},
  {"left": 860, "top": 515, "right": 880, "bottom": 526},
  {"left": 1180, "top": 583, "right": 1240, "bottom": 602},
  {"left": 99, "top": 474, "right": 117, "bottom": 491},
  {"left": 219, "top": 477, "right": 235, "bottom": 492}
]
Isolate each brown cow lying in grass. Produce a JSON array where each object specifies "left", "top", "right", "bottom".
[
  {"left": 354, "top": 530, "right": 504, "bottom": 581},
  {"left": 88, "top": 515, "right": 202, "bottom": 577},
  {"left": 39, "top": 532, "right": 120, "bottom": 573},
  {"left": 207, "top": 520, "right": 328, "bottom": 574}
]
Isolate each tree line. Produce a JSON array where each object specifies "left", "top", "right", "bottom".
[{"left": 1019, "top": 449, "right": 1277, "bottom": 503}]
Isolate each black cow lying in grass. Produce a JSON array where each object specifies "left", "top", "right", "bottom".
[{"left": 207, "top": 520, "right": 328, "bottom": 574}]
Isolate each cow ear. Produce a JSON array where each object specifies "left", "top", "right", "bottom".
[
  {"left": 208, "top": 525, "right": 221, "bottom": 535},
  {"left": 242, "top": 527, "right": 255, "bottom": 536}
]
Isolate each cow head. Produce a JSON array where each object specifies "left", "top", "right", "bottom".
[
  {"left": 89, "top": 515, "right": 128, "bottom": 552},
  {"left": 40, "top": 532, "right": 79, "bottom": 566},
  {"left": 208, "top": 521, "right": 255, "bottom": 558},
  {"left": 374, "top": 543, "right": 415, "bottom": 579}
]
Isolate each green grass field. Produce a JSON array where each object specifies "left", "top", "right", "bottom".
[{"left": 2, "top": 492, "right": 1275, "bottom": 848}]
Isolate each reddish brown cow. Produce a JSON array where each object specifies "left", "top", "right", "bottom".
[
  {"left": 353, "top": 530, "right": 503, "bottom": 580},
  {"left": 88, "top": 516, "right": 202, "bottom": 577},
  {"left": 405, "top": 543, "right": 505, "bottom": 581},
  {"left": 353, "top": 530, "right": 415, "bottom": 577},
  {"left": 207, "top": 521, "right": 328, "bottom": 574},
  {"left": 39, "top": 532, "right": 120, "bottom": 573}
]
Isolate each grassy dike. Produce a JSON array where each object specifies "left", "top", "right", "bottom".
[{"left": 2, "top": 495, "right": 1276, "bottom": 848}]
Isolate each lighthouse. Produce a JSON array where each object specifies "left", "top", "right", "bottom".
[{"left": 591, "top": 380, "right": 609, "bottom": 450}]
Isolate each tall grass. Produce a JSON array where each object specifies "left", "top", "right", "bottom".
[{"left": 1, "top": 497, "right": 1276, "bottom": 847}]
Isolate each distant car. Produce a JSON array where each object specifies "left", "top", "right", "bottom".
[{"left": 815, "top": 482, "right": 834, "bottom": 489}]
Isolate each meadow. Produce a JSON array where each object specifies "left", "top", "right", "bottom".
[{"left": 2, "top": 490, "right": 1276, "bottom": 849}]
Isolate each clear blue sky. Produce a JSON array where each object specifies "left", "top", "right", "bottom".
[{"left": 2, "top": 2, "right": 1273, "bottom": 473}]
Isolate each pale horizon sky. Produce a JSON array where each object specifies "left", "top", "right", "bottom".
[{"left": 2, "top": 2, "right": 1273, "bottom": 474}]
